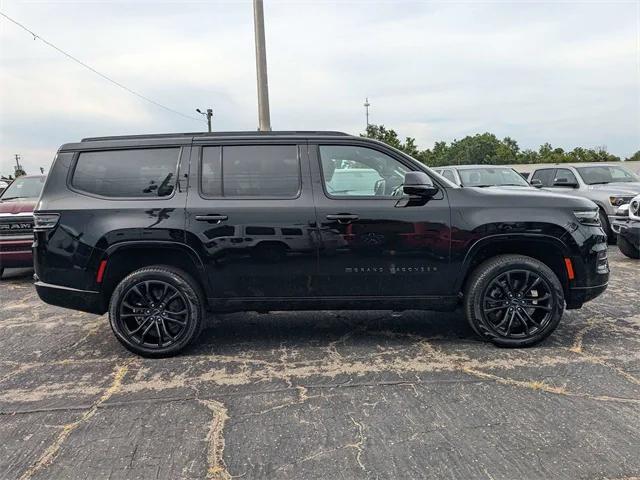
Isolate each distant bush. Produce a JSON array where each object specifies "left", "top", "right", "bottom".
[{"left": 363, "top": 125, "right": 633, "bottom": 167}]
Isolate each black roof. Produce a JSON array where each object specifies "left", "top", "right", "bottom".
[{"left": 81, "top": 130, "right": 351, "bottom": 142}]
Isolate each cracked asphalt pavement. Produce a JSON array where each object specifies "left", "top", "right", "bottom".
[{"left": 1, "top": 247, "right": 639, "bottom": 480}]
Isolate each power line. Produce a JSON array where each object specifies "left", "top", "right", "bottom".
[{"left": 0, "top": 11, "right": 204, "bottom": 123}]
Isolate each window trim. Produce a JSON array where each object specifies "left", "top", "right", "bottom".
[
  {"left": 68, "top": 146, "right": 183, "bottom": 201},
  {"left": 316, "top": 143, "right": 417, "bottom": 200},
  {"left": 198, "top": 144, "right": 303, "bottom": 200}
]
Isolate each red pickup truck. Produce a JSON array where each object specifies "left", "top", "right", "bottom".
[{"left": 0, "top": 175, "right": 46, "bottom": 278}]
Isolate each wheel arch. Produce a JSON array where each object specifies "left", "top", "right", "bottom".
[
  {"left": 456, "top": 234, "right": 572, "bottom": 297},
  {"left": 99, "top": 241, "right": 210, "bottom": 309}
]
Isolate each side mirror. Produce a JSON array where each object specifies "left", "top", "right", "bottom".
[
  {"left": 530, "top": 179, "right": 543, "bottom": 188},
  {"left": 403, "top": 172, "right": 439, "bottom": 198},
  {"left": 553, "top": 178, "right": 578, "bottom": 188}
]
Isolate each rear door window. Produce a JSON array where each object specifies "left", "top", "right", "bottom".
[
  {"left": 201, "top": 145, "right": 300, "bottom": 198},
  {"left": 531, "top": 169, "right": 556, "bottom": 187},
  {"left": 72, "top": 148, "right": 180, "bottom": 198}
]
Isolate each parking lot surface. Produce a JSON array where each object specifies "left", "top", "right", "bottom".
[{"left": 1, "top": 247, "right": 639, "bottom": 480}]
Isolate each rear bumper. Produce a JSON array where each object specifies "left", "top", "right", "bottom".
[
  {"left": 0, "top": 237, "right": 33, "bottom": 268},
  {"left": 34, "top": 279, "right": 105, "bottom": 315}
]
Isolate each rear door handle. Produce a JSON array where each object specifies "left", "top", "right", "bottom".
[
  {"left": 326, "top": 214, "right": 359, "bottom": 224},
  {"left": 195, "top": 214, "right": 228, "bottom": 224}
]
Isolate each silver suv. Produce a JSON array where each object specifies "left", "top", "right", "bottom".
[
  {"left": 529, "top": 164, "right": 640, "bottom": 238},
  {"left": 434, "top": 165, "right": 533, "bottom": 189}
]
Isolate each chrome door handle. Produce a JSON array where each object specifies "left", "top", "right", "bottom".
[
  {"left": 195, "top": 214, "right": 228, "bottom": 224},
  {"left": 326, "top": 214, "right": 359, "bottom": 224}
]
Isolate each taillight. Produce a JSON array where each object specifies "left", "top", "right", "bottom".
[{"left": 33, "top": 213, "right": 60, "bottom": 230}]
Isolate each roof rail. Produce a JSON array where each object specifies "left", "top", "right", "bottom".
[{"left": 81, "top": 130, "right": 351, "bottom": 142}]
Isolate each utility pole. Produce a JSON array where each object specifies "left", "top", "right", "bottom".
[
  {"left": 253, "top": 0, "right": 271, "bottom": 131},
  {"left": 196, "top": 108, "right": 213, "bottom": 132},
  {"left": 364, "top": 98, "right": 371, "bottom": 130},
  {"left": 13, "top": 154, "right": 26, "bottom": 177}
]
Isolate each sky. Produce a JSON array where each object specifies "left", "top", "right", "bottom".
[{"left": 0, "top": 0, "right": 639, "bottom": 177}]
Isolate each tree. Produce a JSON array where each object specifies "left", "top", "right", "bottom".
[
  {"left": 626, "top": 150, "right": 640, "bottom": 162},
  {"left": 361, "top": 124, "right": 624, "bottom": 167},
  {"left": 362, "top": 124, "right": 420, "bottom": 158}
]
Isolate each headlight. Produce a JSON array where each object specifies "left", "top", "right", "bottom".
[
  {"left": 33, "top": 213, "right": 60, "bottom": 230},
  {"left": 631, "top": 199, "right": 640, "bottom": 216},
  {"left": 573, "top": 210, "right": 600, "bottom": 226},
  {"left": 609, "top": 196, "right": 633, "bottom": 207}
]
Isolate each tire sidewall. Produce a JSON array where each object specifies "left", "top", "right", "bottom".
[
  {"left": 109, "top": 268, "right": 202, "bottom": 357},
  {"left": 468, "top": 256, "right": 564, "bottom": 347}
]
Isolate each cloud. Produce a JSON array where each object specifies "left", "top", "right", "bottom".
[{"left": 0, "top": 0, "right": 638, "bottom": 176}]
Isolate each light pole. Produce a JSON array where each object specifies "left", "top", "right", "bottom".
[
  {"left": 196, "top": 108, "right": 213, "bottom": 133},
  {"left": 364, "top": 98, "right": 370, "bottom": 130},
  {"left": 253, "top": 0, "right": 271, "bottom": 131}
]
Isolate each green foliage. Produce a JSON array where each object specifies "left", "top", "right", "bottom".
[
  {"left": 363, "top": 124, "right": 624, "bottom": 167},
  {"left": 626, "top": 150, "right": 640, "bottom": 162}
]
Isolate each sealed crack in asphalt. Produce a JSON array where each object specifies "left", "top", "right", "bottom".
[
  {"left": 17, "top": 359, "right": 135, "bottom": 480},
  {"left": 197, "top": 399, "right": 233, "bottom": 480}
]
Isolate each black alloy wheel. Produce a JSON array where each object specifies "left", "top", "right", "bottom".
[
  {"left": 118, "top": 280, "right": 189, "bottom": 348},
  {"left": 464, "top": 254, "right": 564, "bottom": 347},
  {"left": 109, "top": 266, "right": 203, "bottom": 357},
  {"left": 480, "top": 270, "right": 553, "bottom": 339}
]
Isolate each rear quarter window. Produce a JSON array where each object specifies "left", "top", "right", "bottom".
[{"left": 72, "top": 148, "right": 180, "bottom": 198}]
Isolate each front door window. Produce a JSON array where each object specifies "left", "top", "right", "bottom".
[{"left": 319, "top": 145, "right": 409, "bottom": 197}]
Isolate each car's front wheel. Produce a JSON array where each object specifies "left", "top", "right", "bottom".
[
  {"left": 109, "top": 266, "right": 204, "bottom": 357},
  {"left": 464, "top": 254, "right": 565, "bottom": 347}
]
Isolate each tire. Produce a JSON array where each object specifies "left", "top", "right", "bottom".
[
  {"left": 617, "top": 235, "right": 640, "bottom": 259},
  {"left": 0, "top": 268, "right": 4, "bottom": 279},
  {"left": 109, "top": 266, "right": 204, "bottom": 357},
  {"left": 464, "top": 254, "right": 565, "bottom": 348},
  {"left": 599, "top": 209, "right": 615, "bottom": 245}
]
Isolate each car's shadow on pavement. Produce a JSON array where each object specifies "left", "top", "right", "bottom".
[
  {"left": 185, "top": 309, "right": 482, "bottom": 357},
  {"left": 0, "top": 267, "right": 34, "bottom": 281}
]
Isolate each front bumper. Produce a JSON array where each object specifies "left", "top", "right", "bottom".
[
  {"left": 612, "top": 217, "right": 640, "bottom": 249},
  {"left": 0, "top": 236, "right": 33, "bottom": 268},
  {"left": 34, "top": 278, "right": 105, "bottom": 315},
  {"left": 567, "top": 282, "right": 608, "bottom": 309}
]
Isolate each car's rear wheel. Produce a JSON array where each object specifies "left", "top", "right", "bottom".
[
  {"left": 617, "top": 235, "right": 640, "bottom": 259},
  {"left": 109, "top": 266, "right": 204, "bottom": 357},
  {"left": 464, "top": 254, "right": 564, "bottom": 347}
]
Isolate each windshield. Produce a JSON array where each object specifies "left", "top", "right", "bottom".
[
  {"left": 0, "top": 176, "right": 45, "bottom": 200},
  {"left": 576, "top": 165, "right": 638, "bottom": 185},
  {"left": 458, "top": 167, "right": 529, "bottom": 187}
]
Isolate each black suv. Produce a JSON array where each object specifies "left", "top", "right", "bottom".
[{"left": 34, "top": 131, "right": 609, "bottom": 356}]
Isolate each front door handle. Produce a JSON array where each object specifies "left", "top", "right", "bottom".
[
  {"left": 326, "top": 214, "right": 359, "bottom": 224},
  {"left": 195, "top": 214, "right": 228, "bottom": 224}
]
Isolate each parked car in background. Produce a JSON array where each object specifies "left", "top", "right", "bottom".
[
  {"left": 611, "top": 194, "right": 640, "bottom": 259},
  {"left": 529, "top": 164, "right": 640, "bottom": 240},
  {"left": 433, "top": 165, "right": 535, "bottom": 189},
  {"left": 33, "top": 131, "right": 609, "bottom": 357},
  {"left": 0, "top": 175, "right": 46, "bottom": 278}
]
